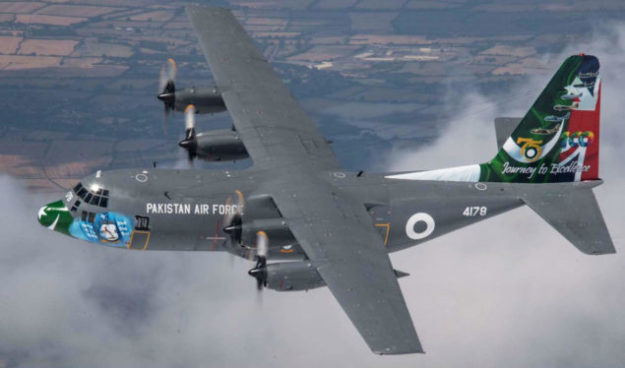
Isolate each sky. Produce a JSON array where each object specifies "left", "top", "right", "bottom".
[{"left": 1, "top": 22, "right": 625, "bottom": 368}]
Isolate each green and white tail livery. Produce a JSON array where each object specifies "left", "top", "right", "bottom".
[
  {"left": 387, "top": 54, "right": 614, "bottom": 255},
  {"left": 387, "top": 54, "right": 601, "bottom": 184}
]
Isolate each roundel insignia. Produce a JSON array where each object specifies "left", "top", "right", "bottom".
[
  {"left": 517, "top": 137, "right": 543, "bottom": 163},
  {"left": 405, "top": 213, "right": 435, "bottom": 240}
]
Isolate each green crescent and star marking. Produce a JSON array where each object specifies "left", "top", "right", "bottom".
[{"left": 37, "top": 200, "right": 73, "bottom": 236}]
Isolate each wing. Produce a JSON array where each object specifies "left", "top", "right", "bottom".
[
  {"left": 271, "top": 183, "right": 424, "bottom": 354},
  {"left": 186, "top": 6, "right": 339, "bottom": 170},
  {"left": 186, "top": 5, "right": 422, "bottom": 354}
]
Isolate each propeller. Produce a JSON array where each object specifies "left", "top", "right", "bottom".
[
  {"left": 222, "top": 190, "right": 245, "bottom": 244},
  {"left": 221, "top": 190, "right": 245, "bottom": 268},
  {"left": 248, "top": 231, "right": 269, "bottom": 290},
  {"left": 178, "top": 105, "right": 197, "bottom": 164},
  {"left": 157, "top": 58, "right": 177, "bottom": 133}
]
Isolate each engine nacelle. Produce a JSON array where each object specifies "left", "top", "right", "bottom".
[
  {"left": 264, "top": 261, "right": 325, "bottom": 291},
  {"left": 250, "top": 260, "right": 410, "bottom": 292},
  {"left": 174, "top": 86, "right": 226, "bottom": 114},
  {"left": 234, "top": 218, "right": 296, "bottom": 247},
  {"left": 195, "top": 130, "right": 249, "bottom": 161}
]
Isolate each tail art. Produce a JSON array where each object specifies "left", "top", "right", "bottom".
[
  {"left": 385, "top": 55, "right": 614, "bottom": 254},
  {"left": 386, "top": 54, "right": 602, "bottom": 183},
  {"left": 480, "top": 54, "right": 601, "bottom": 183}
]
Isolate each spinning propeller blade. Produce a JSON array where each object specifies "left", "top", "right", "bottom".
[
  {"left": 249, "top": 231, "right": 269, "bottom": 291},
  {"left": 223, "top": 190, "right": 245, "bottom": 238},
  {"left": 158, "top": 58, "right": 178, "bottom": 133},
  {"left": 178, "top": 105, "right": 197, "bottom": 164}
]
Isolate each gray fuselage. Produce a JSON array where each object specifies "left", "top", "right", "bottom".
[{"left": 44, "top": 168, "right": 523, "bottom": 259}]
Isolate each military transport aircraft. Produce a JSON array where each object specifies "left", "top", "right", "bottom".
[{"left": 37, "top": 5, "right": 615, "bottom": 355}]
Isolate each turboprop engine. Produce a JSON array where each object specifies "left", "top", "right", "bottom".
[
  {"left": 178, "top": 105, "right": 249, "bottom": 163},
  {"left": 158, "top": 85, "right": 226, "bottom": 115},
  {"left": 248, "top": 261, "right": 411, "bottom": 292},
  {"left": 222, "top": 192, "right": 296, "bottom": 249},
  {"left": 224, "top": 218, "right": 294, "bottom": 248},
  {"left": 157, "top": 58, "right": 226, "bottom": 132},
  {"left": 248, "top": 261, "right": 326, "bottom": 291},
  {"left": 192, "top": 130, "right": 249, "bottom": 161}
]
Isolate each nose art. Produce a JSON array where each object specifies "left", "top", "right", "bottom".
[{"left": 37, "top": 200, "right": 72, "bottom": 235}]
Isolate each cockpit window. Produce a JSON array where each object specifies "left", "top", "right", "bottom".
[
  {"left": 90, "top": 195, "right": 100, "bottom": 205},
  {"left": 73, "top": 182, "right": 109, "bottom": 208},
  {"left": 70, "top": 199, "right": 81, "bottom": 213}
]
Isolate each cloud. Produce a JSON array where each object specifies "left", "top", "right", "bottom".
[{"left": 2, "top": 24, "right": 625, "bottom": 368}]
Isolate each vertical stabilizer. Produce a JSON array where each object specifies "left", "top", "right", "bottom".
[
  {"left": 386, "top": 55, "right": 602, "bottom": 184},
  {"left": 494, "top": 117, "right": 522, "bottom": 149},
  {"left": 384, "top": 55, "right": 614, "bottom": 255},
  {"left": 481, "top": 54, "right": 601, "bottom": 183}
]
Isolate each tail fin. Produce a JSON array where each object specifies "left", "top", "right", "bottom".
[
  {"left": 486, "top": 55, "right": 613, "bottom": 255},
  {"left": 480, "top": 54, "right": 601, "bottom": 183},
  {"left": 494, "top": 117, "right": 522, "bottom": 149},
  {"left": 384, "top": 55, "right": 614, "bottom": 255},
  {"left": 385, "top": 55, "right": 602, "bottom": 184}
]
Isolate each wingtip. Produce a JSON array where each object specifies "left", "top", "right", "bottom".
[
  {"left": 372, "top": 340, "right": 425, "bottom": 355},
  {"left": 185, "top": 4, "right": 231, "bottom": 13},
  {"left": 584, "top": 246, "right": 617, "bottom": 255},
  {"left": 373, "top": 347, "right": 425, "bottom": 355},
  {"left": 184, "top": 4, "right": 232, "bottom": 17}
]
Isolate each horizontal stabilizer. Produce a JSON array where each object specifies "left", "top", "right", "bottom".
[
  {"left": 518, "top": 181, "right": 615, "bottom": 255},
  {"left": 494, "top": 117, "right": 521, "bottom": 149}
]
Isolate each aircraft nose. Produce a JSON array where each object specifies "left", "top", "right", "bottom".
[{"left": 37, "top": 200, "right": 73, "bottom": 236}]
